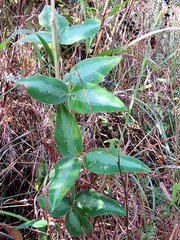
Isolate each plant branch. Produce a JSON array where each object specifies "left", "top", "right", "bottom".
[
  {"left": 50, "top": 0, "right": 60, "bottom": 79},
  {"left": 117, "top": 153, "right": 130, "bottom": 239},
  {"left": 93, "top": 0, "right": 110, "bottom": 56}
]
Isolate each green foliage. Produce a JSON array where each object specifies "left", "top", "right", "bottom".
[
  {"left": 171, "top": 181, "right": 180, "bottom": 206},
  {"left": 15, "top": 5, "right": 100, "bottom": 47},
  {"left": 69, "top": 56, "right": 121, "bottom": 86},
  {"left": 84, "top": 147, "right": 150, "bottom": 174},
  {"left": 65, "top": 209, "right": 92, "bottom": 237},
  {"left": 0, "top": 40, "right": 8, "bottom": 50},
  {"left": 16, "top": 219, "right": 47, "bottom": 230},
  {"left": 34, "top": 163, "right": 46, "bottom": 191},
  {"left": 36, "top": 34, "right": 54, "bottom": 62},
  {"left": 15, "top": 76, "right": 68, "bottom": 104},
  {"left": 16, "top": 31, "right": 52, "bottom": 44},
  {"left": 59, "top": 19, "right": 100, "bottom": 45},
  {"left": 75, "top": 189, "right": 126, "bottom": 217},
  {"left": 11, "top": 3, "right": 151, "bottom": 237},
  {"left": 48, "top": 157, "right": 80, "bottom": 211},
  {"left": 55, "top": 104, "right": 82, "bottom": 157},
  {"left": 39, "top": 5, "right": 69, "bottom": 33},
  {"left": 68, "top": 83, "right": 126, "bottom": 113},
  {"left": 37, "top": 195, "right": 71, "bottom": 217}
]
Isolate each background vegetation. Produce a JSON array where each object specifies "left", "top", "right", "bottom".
[{"left": 0, "top": 0, "right": 180, "bottom": 239}]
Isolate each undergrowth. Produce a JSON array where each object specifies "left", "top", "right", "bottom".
[{"left": 0, "top": 0, "right": 180, "bottom": 239}]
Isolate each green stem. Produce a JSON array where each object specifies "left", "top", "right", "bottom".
[{"left": 50, "top": 0, "right": 60, "bottom": 79}]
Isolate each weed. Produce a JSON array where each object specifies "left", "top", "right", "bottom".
[{"left": 0, "top": 1, "right": 179, "bottom": 239}]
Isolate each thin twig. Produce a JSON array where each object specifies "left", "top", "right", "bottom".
[
  {"left": 0, "top": 231, "right": 15, "bottom": 240},
  {"left": 93, "top": 0, "right": 110, "bottom": 56},
  {"left": 117, "top": 151, "right": 130, "bottom": 240}
]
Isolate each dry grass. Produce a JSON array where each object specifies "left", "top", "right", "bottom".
[{"left": 0, "top": 0, "right": 180, "bottom": 239}]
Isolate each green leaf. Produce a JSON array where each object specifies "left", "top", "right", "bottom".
[
  {"left": 0, "top": 40, "right": 8, "bottom": 50},
  {"left": 106, "top": 0, "right": 128, "bottom": 18},
  {"left": 65, "top": 209, "right": 92, "bottom": 237},
  {"left": 55, "top": 104, "right": 82, "bottom": 157},
  {"left": 10, "top": 29, "right": 34, "bottom": 38},
  {"left": 84, "top": 147, "right": 151, "bottom": 174},
  {"left": 97, "top": 47, "right": 121, "bottom": 57},
  {"left": 68, "top": 83, "right": 126, "bottom": 113},
  {"left": 0, "top": 210, "right": 29, "bottom": 222},
  {"left": 15, "top": 31, "right": 52, "bottom": 44},
  {"left": 16, "top": 219, "right": 47, "bottom": 229},
  {"left": 36, "top": 34, "right": 54, "bottom": 62},
  {"left": 39, "top": 5, "right": 69, "bottom": 33},
  {"left": 10, "top": 29, "right": 34, "bottom": 44},
  {"left": 14, "top": 75, "right": 68, "bottom": 104},
  {"left": 75, "top": 189, "right": 126, "bottom": 217},
  {"left": 69, "top": 56, "right": 121, "bottom": 86},
  {"left": 48, "top": 158, "right": 80, "bottom": 211},
  {"left": 34, "top": 163, "right": 46, "bottom": 191},
  {"left": 171, "top": 182, "right": 180, "bottom": 205},
  {"left": 59, "top": 19, "right": 100, "bottom": 45},
  {"left": 37, "top": 195, "right": 71, "bottom": 217}
]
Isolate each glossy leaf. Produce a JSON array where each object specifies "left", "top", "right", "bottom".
[
  {"left": 16, "top": 219, "right": 47, "bottom": 229},
  {"left": 14, "top": 75, "right": 68, "bottom": 104},
  {"left": 84, "top": 147, "right": 151, "bottom": 174},
  {"left": 65, "top": 209, "right": 92, "bottom": 237},
  {"left": 69, "top": 56, "right": 121, "bottom": 86},
  {"left": 59, "top": 19, "right": 100, "bottom": 45},
  {"left": 37, "top": 195, "right": 71, "bottom": 217},
  {"left": 75, "top": 189, "right": 126, "bottom": 217},
  {"left": 39, "top": 5, "right": 69, "bottom": 33},
  {"left": 16, "top": 31, "right": 52, "bottom": 44},
  {"left": 68, "top": 83, "right": 126, "bottom": 113},
  {"left": 55, "top": 104, "right": 82, "bottom": 157},
  {"left": 48, "top": 158, "right": 80, "bottom": 211}
]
